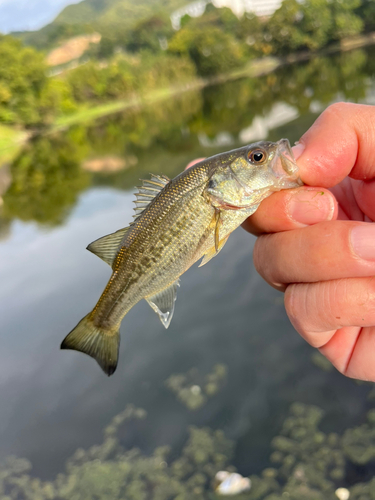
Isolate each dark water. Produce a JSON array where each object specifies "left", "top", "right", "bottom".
[{"left": 1, "top": 47, "right": 375, "bottom": 493}]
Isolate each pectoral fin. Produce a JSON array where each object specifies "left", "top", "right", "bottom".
[
  {"left": 146, "top": 280, "right": 180, "bottom": 329},
  {"left": 87, "top": 227, "right": 129, "bottom": 266},
  {"left": 214, "top": 208, "right": 221, "bottom": 252},
  {"left": 199, "top": 234, "right": 229, "bottom": 267}
]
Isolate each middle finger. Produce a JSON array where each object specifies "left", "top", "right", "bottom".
[{"left": 253, "top": 220, "right": 375, "bottom": 289}]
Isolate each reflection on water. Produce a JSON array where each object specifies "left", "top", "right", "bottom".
[
  {"left": 1, "top": 47, "right": 375, "bottom": 497},
  {"left": 2, "top": 398, "right": 375, "bottom": 498},
  {"left": 165, "top": 364, "right": 227, "bottom": 411},
  {"left": 3, "top": 47, "right": 375, "bottom": 229}
]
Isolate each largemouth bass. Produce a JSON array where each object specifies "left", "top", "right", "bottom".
[{"left": 61, "top": 139, "right": 302, "bottom": 376}]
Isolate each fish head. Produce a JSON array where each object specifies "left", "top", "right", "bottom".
[{"left": 205, "top": 139, "right": 302, "bottom": 209}]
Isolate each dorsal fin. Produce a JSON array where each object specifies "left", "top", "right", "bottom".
[
  {"left": 133, "top": 174, "right": 170, "bottom": 219},
  {"left": 87, "top": 227, "right": 129, "bottom": 266}
]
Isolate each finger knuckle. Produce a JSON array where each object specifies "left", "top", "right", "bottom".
[
  {"left": 253, "top": 236, "right": 271, "bottom": 281},
  {"left": 323, "top": 102, "right": 351, "bottom": 121},
  {"left": 284, "top": 284, "right": 298, "bottom": 321}
]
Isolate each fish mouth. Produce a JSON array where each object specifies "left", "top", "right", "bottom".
[{"left": 270, "top": 139, "right": 303, "bottom": 189}]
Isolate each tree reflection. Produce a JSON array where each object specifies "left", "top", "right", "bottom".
[
  {"left": 2, "top": 48, "right": 373, "bottom": 227},
  {"left": 3, "top": 132, "right": 89, "bottom": 226},
  {"left": 1, "top": 397, "right": 375, "bottom": 499}
]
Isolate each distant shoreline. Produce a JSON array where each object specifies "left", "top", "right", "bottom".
[
  {"left": 51, "top": 31, "right": 375, "bottom": 131},
  {"left": 1, "top": 31, "right": 375, "bottom": 168}
]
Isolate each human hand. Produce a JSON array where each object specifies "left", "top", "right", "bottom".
[{"left": 243, "top": 103, "right": 375, "bottom": 381}]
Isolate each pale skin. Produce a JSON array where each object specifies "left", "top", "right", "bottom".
[
  {"left": 189, "top": 102, "right": 375, "bottom": 382},
  {"left": 243, "top": 102, "right": 375, "bottom": 382}
]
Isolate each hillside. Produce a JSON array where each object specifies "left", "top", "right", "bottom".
[
  {"left": 56, "top": 0, "right": 186, "bottom": 25},
  {"left": 15, "top": 0, "right": 187, "bottom": 49}
]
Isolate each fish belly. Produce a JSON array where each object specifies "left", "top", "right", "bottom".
[{"left": 90, "top": 186, "right": 215, "bottom": 328}]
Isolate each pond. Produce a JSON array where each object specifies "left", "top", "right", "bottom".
[{"left": 1, "top": 47, "right": 375, "bottom": 499}]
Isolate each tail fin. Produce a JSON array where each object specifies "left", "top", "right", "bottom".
[{"left": 61, "top": 314, "right": 120, "bottom": 376}]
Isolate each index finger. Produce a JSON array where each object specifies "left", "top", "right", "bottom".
[
  {"left": 244, "top": 102, "right": 375, "bottom": 235},
  {"left": 295, "top": 102, "right": 375, "bottom": 186}
]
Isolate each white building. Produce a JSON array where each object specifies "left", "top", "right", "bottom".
[
  {"left": 171, "top": 0, "right": 283, "bottom": 29},
  {"left": 197, "top": 102, "right": 300, "bottom": 148},
  {"left": 171, "top": 1, "right": 209, "bottom": 30},
  {"left": 213, "top": 0, "right": 282, "bottom": 17}
]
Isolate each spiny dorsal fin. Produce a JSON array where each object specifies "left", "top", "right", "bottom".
[
  {"left": 87, "top": 227, "right": 129, "bottom": 266},
  {"left": 145, "top": 279, "right": 180, "bottom": 329},
  {"left": 133, "top": 174, "right": 170, "bottom": 220}
]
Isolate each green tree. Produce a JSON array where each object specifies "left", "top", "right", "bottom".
[
  {"left": 126, "top": 14, "right": 173, "bottom": 53},
  {"left": 236, "top": 12, "right": 268, "bottom": 55},
  {"left": 329, "top": 0, "right": 363, "bottom": 40},
  {"left": 0, "top": 35, "right": 51, "bottom": 126},
  {"left": 39, "top": 78, "right": 78, "bottom": 121},
  {"left": 66, "top": 60, "right": 135, "bottom": 102},
  {"left": 168, "top": 25, "right": 244, "bottom": 77},
  {"left": 93, "top": 35, "right": 118, "bottom": 59},
  {"left": 299, "top": 0, "right": 333, "bottom": 50},
  {"left": 264, "top": 0, "right": 306, "bottom": 54},
  {"left": 265, "top": 0, "right": 333, "bottom": 53},
  {"left": 264, "top": 0, "right": 364, "bottom": 55},
  {"left": 358, "top": 0, "right": 375, "bottom": 32},
  {"left": 193, "top": 3, "right": 240, "bottom": 35}
]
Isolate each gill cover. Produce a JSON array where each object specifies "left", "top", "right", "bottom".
[{"left": 205, "top": 139, "right": 302, "bottom": 209}]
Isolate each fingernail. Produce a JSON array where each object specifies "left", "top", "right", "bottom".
[
  {"left": 351, "top": 224, "right": 375, "bottom": 261},
  {"left": 185, "top": 158, "right": 205, "bottom": 170},
  {"left": 288, "top": 189, "right": 335, "bottom": 225},
  {"left": 292, "top": 142, "right": 305, "bottom": 160}
]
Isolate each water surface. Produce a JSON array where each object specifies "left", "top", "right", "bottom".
[{"left": 1, "top": 47, "right": 375, "bottom": 491}]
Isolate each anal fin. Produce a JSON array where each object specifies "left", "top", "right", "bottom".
[
  {"left": 199, "top": 234, "right": 229, "bottom": 267},
  {"left": 145, "top": 280, "right": 180, "bottom": 329}
]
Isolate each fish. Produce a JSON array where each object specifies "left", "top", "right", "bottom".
[{"left": 61, "top": 139, "right": 302, "bottom": 376}]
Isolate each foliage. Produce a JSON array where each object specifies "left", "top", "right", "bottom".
[
  {"left": 2, "top": 45, "right": 371, "bottom": 227},
  {"left": 126, "top": 14, "right": 173, "bottom": 54},
  {"left": 251, "top": 0, "right": 364, "bottom": 55},
  {"left": 236, "top": 13, "right": 267, "bottom": 55},
  {"left": 3, "top": 400, "right": 375, "bottom": 499},
  {"left": 330, "top": 0, "right": 363, "bottom": 41},
  {"left": 263, "top": 0, "right": 337, "bottom": 53},
  {"left": 342, "top": 409, "right": 375, "bottom": 464},
  {"left": 358, "top": 0, "right": 375, "bottom": 32},
  {"left": 0, "top": 404, "right": 234, "bottom": 500},
  {"left": 168, "top": 24, "right": 244, "bottom": 77},
  {"left": 66, "top": 60, "right": 136, "bottom": 102},
  {"left": 16, "top": 23, "right": 95, "bottom": 51},
  {"left": 0, "top": 36, "right": 49, "bottom": 126},
  {"left": 184, "top": 4, "right": 241, "bottom": 36},
  {"left": 0, "top": 35, "right": 77, "bottom": 126},
  {"left": 165, "top": 364, "right": 227, "bottom": 410},
  {"left": 2, "top": 132, "right": 89, "bottom": 225},
  {"left": 3, "top": 0, "right": 371, "bottom": 129},
  {"left": 65, "top": 52, "right": 196, "bottom": 104}
]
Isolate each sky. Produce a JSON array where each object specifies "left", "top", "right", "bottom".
[{"left": 0, "top": 0, "right": 81, "bottom": 34}]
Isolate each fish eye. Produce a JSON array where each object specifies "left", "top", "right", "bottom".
[{"left": 248, "top": 149, "right": 267, "bottom": 164}]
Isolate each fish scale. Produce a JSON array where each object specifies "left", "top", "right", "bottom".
[{"left": 61, "top": 140, "right": 302, "bottom": 376}]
